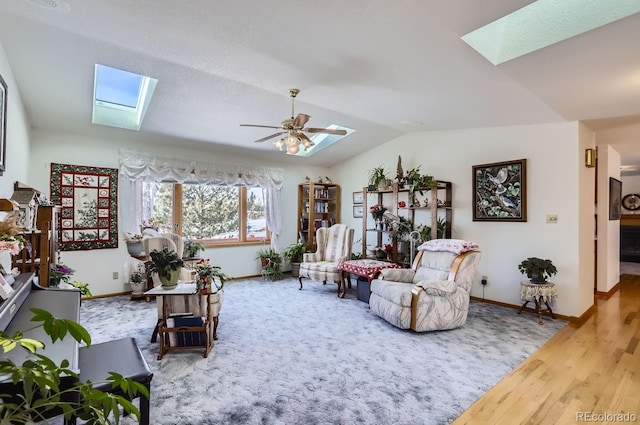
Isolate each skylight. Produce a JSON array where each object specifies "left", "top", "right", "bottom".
[
  {"left": 92, "top": 64, "right": 158, "bottom": 131},
  {"left": 461, "top": 0, "right": 640, "bottom": 65},
  {"left": 295, "top": 125, "right": 355, "bottom": 157}
]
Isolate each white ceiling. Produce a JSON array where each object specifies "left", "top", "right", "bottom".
[{"left": 0, "top": 0, "right": 638, "bottom": 168}]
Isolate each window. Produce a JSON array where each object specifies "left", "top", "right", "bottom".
[{"left": 141, "top": 182, "right": 268, "bottom": 245}]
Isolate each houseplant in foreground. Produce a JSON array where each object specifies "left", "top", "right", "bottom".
[
  {"left": 144, "top": 248, "right": 184, "bottom": 289},
  {"left": 0, "top": 308, "right": 147, "bottom": 424},
  {"left": 518, "top": 257, "right": 557, "bottom": 283}
]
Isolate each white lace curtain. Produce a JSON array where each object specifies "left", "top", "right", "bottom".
[{"left": 118, "top": 149, "right": 284, "bottom": 249}]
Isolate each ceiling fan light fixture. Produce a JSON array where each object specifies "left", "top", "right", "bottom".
[
  {"left": 274, "top": 139, "right": 285, "bottom": 151},
  {"left": 286, "top": 142, "right": 300, "bottom": 155}
]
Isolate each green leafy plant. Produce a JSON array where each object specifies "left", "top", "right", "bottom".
[
  {"left": 518, "top": 257, "right": 557, "bottom": 283},
  {"left": 69, "top": 281, "right": 93, "bottom": 297},
  {"left": 144, "top": 248, "right": 184, "bottom": 281},
  {"left": 193, "top": 258, "right": 229, "bottom": 291},
  {"left": 183, "top": 239, "right": 206, "bottom": 258},
  {"left": 283, "top": 242, "right": 307, "bottom": 264},
  {"left": 255, "top": 248, "right": 283, "bottom": 280},
  {"left": 368, "top": 166, "right": 388, "bottom": 189},
  {"left": 417, "top": 217, "right": 447, "bottom": 241},
  {"left": 0, "top": 308, "right": 148, "bottom": 424}
]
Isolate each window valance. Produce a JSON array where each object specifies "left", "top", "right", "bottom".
[{"left": 119, "top": 149, "right": 285, "bottom": 190}]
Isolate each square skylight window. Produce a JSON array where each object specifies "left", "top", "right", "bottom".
[
  {"left": 294, "top": 125, "right": 355, "bottom": 157},
  {"left": 92, "top": 64, "right": 158, "bottom": 131},
  {"left": 461, "top": 0, "right": 640, "bottom": 65}
]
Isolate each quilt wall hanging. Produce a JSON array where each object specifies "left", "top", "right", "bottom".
[{"left": 50, "top": 163, "right": 119, "bottom": 250}]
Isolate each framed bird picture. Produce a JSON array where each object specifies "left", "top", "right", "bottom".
[{"left": 472, "top": 159, "right": 527, "bottom": 222}]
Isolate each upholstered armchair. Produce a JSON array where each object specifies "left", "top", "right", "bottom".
[
  {"left": 298, "top": 224, "right": 354, "bottom": 297},
  {"left": 369, "top": 239, "right": 481, "bottom": 332}
]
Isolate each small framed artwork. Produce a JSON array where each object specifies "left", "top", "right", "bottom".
[
  {"left": 473, "top": 159, "right": 527, "bottom": 222},
  {"left": 353, "top": 191, "right": 363, "bottom": 204},
  {"left": 0, "top": 72, "right": 7, "bottom": 176},
  {"left": 609, "top": 177, "right": 622, "bottom": 220},
  {"left": 353, "top": 205, "right": 364, "bottom": 218}
]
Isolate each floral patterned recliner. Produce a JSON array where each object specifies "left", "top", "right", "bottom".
[{"left": 369, "top": 239, "right": 481, "bottom": 332}]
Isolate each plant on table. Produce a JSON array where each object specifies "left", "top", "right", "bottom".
[
  {"left": 518, "top": 257, "right": 557, "bottom": 283},
  {"left": 0, "top": 308, "right": 148, "bottom": 424},
  {"left": 144, "top": 248, "right": 184, "bottom": 288},
  {"left": 193, "top": 258, "right": 229, "bottom": 292}
]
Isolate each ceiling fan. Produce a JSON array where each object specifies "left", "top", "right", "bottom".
[{"left": 240, "top": 89, "right": 347, "bottom": 154}]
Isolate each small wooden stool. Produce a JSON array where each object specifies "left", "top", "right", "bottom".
[{"left": 77, "top": 337, "right": 153, "bottom": 424}]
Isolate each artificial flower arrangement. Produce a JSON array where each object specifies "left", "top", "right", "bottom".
[
  {"left": 193, "top": 258, "right": 229, "bottom": 292},
  {"left": 0, "top": 212, "right": 25, "bottom": 255},
  {"left": 369, "top": 204, "right": 387, "bottom": 220}
]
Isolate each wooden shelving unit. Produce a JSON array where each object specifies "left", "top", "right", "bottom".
[
  {"left": 362, "top": 181, "right": 452, "bottom": 266},
  {"left": 11, "top": 205, "right": 60, "bottom": 286},
  {"left": 297, "top": 182, "right": 341, "bottom": 249}
]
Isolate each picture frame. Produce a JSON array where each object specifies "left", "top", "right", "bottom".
[
  {"left": 0, "top": 73, "right": 7, "bottom": 176},
  {"left": 353, "top": 205, "right": 364, "bottom": 218},
  {"left": 472, "top": 159, "right": 527, "bottom": 222},
  {"left": 352, "top": 191, "right": 363, "bottom": 204},
  {"left": 609, "top": 177, "right": 622, "bottom": 221}
]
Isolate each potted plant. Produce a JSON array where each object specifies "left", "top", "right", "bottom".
[
  {"left": 193, "top": 258, "right": 229, "bottom": 292},
  {"left": 283, "top": 241, "right": 308, "bottom": 277},
  {"left": 144, "top": 248, "right": 184, "bottom": 289},
  {"left": 129, "top": 262, "right": 146, "bottom": 295},
  {"left": 368, "top": 165, "right": 390, "bottom": 191},
  {"left": 518, "top": 257, "right": 558, "bottom": 283},
  {"left": 49, "top": 263, "right": 76, "bottom": 287},
  {"left": 124, "top": 232, "right": 144, "bottom": 256},
  {"left": 417, "top": 217, "right": 448, "bottom": 242},
  {"left": 183, "top": 239, "right": 206, "bottom": 259},
  {"left": 255, "top": 247, "right": 283, "bottom": 280},
  {"left": 0, "top": 309, "right": 148, "bottom": 423}
]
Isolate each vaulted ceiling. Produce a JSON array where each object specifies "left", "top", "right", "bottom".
[{"left": 0, "top": 0, "right": 638, "bottom": 168}]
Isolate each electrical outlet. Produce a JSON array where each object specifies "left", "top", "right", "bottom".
[
  {"left": 546, "top": 214, "right": 558, "bottom": 224},
  {"left": 112, "top": 271, "right": 119, "bottom": 280},
  {"left": 481, "top": 275, "right": 488, "bottom": 286}
]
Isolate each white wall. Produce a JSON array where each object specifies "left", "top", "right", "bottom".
[
  {"left": 621, "top": 174, "right": 640, "bottom": 211},
  {"left": 330, "top": 121, "right": 594, "bottom": 317},
  {"left": 596, "top": 144, "right": 621, "bottom": 292},
  {"left": 0, "top": 41, "right": 32, "bottom": 273},
  {"left": 29, "top": 130, "right": 330, "bottom": 296}
]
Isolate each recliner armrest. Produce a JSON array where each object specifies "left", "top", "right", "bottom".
[
  {"left": 379, "top": 268, "right": 415, "bottom": 282},
  {"left": 415, "top": 279, "right": 458, "bottom": 296}
]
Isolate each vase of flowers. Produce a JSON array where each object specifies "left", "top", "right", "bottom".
[
  {"left": 193, "top": 258, "right": 229, "bottom": 293},
  {"left": 49, "top": 263, "right": 75, "bottom": 287},
  {"left": 370, "top": 204, "right": 387, "bottom": 230}
]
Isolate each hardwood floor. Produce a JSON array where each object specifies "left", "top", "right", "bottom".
[{"left": 453, "top": 274, "right": 640, "bottom": 425}]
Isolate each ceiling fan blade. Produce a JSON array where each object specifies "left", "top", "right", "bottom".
[
  {"left": 240, "top": 124, "right": 283, "bottom": 130},
  {"left": 293, "top": 113, "right": 311, "bottom": 129},
  {"left": 253, "top": 132, "right": 284, "bottom": 143},
  {"left": 304, "top": 128, "right": 347, "bottom": 136}
]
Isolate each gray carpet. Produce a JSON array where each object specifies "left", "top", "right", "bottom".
[
  {"left": 620, "top": 261, "right": 640, "bottom": 276},
  {"left": 77, "top": 277, "right": 566, "bottom": 425}
]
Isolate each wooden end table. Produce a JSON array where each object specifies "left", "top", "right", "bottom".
[{"left": 144, "top": 282, "right": 214, "bottom": 359}]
